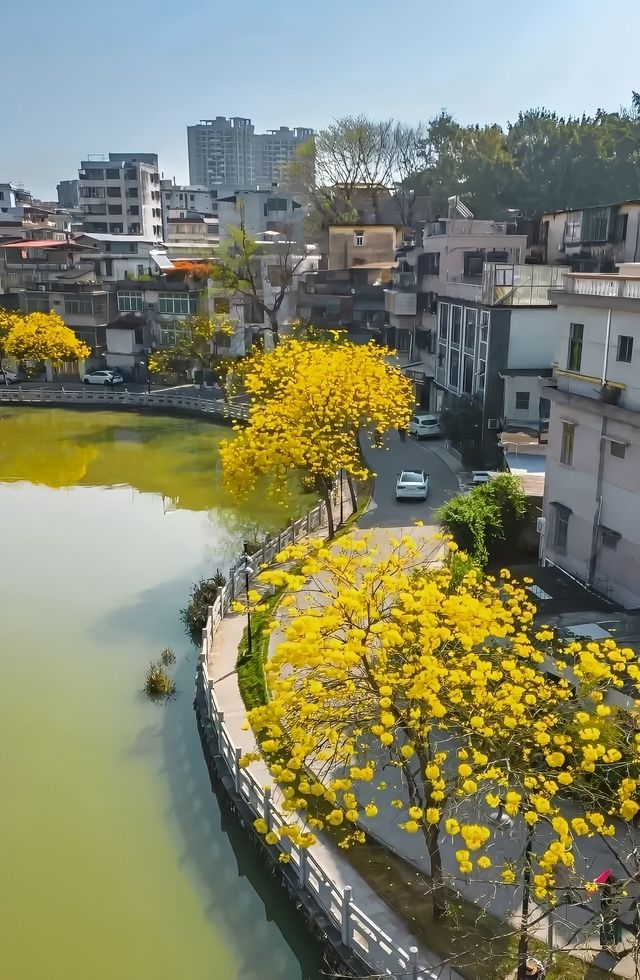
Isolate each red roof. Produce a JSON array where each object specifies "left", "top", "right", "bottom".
[{"left": 0, "top": 238, "right": 84, "bottom": 250}]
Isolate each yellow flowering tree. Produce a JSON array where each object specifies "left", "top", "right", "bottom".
[
  {"left": 241, "top": 531, "right": 640, "bottom": 921},
  {"left": 220, "top": 337, "right": 413, "bottom": 536},
  {"left": 4, "top": 311, "right": 90, "bottom": 367}
]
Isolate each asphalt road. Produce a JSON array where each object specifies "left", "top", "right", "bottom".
[{"left": 358, "top": 429, "right": 460, "bottom": 529}]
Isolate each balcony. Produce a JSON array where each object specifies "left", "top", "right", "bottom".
[
  {"left": 483, "top": 264, "right": 568, "bottom": 306},
  {"left": 558, "top": 273, "right": 640, "bottom": 300},
  {"left": 384, "top": 289, "right": 417, "bottom": 316},
  {"left": 440, "top": 278, "right": 482, "bottom": 302},
  {"left": 392, "top": 271, "right": 417, "bottom": 289}
]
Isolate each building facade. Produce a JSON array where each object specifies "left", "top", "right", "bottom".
[
  {"left": 217, "top": 186, "right": 305, "bottom": 243},
  {"left": 542, "top": 268, "right": 640, "bottom": 607},
  {"left": 539, "top": 201, "right": 640, "bottom": 272},
  {"left": 78, "top": 153, "right": 162, "bottom": 239},
  {"left": 56, "top": 179, "right": 80, "bottom": 209},
  {"left": 187, "top": 117, "right": 312, "bottom": 188}
]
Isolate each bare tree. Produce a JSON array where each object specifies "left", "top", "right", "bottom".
[{"left": 213, "top": 224, "right": 313, "bottom": 345}]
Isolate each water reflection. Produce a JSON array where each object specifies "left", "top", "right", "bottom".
[
  {"left": 0, "top": 407, "right": 307, "bottom": 529},
  {"left": 0, "top": 409, "right": 323, "bottom": 980}
]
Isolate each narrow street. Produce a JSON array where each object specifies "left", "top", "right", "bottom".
[{"left": 358, "top": 429, "right": 461, "bottom": 529}]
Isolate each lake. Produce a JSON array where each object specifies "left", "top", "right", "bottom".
[{"left": 0, "top": 407, "right": 322, "bottom": 980}]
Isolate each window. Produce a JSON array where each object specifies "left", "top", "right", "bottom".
[
  {"left": 24, "top": 295, "right": 50, "bottom": 312},
  {"left": 107, "top": 187, "right": 121, "bottom": 198},
  {"left": 108, "top": 205, "right": 122, "bottom": 215},
  {"left": 418, "top": 252, "right": 440, "bottom": 276},
  {"left": 564, "top": 212, "right": 582, "bottom": 245},
  {"left": 127, "top": 188, "right": 139, "bottom": 199},
  {"left": 64, "top": 298, "right": 93, "bottom": 315},
  {"left": 553, "top": 505, "right": 571, "bottom": 551},
  {"left": 448, "top": 348, "right": 460, "bottom": 389},
  {"left": 601, "top": 527, "right": 620, "bottom": 551},
  {"left": 118, "top": 291, "right": 144, "bottom": 313},
  {"left": 0, "top": 191, "right": 4, "bottom": 200},
  {"left": 158, "top": 292, "right": 198, "bottom": 315},
  {"left": 105, "top": 168, "right": 120, "bottom": 180},
  {"left": 464, "top": 308, "right": 476, "bottom": 351},
  {"left": 128, "top": 205, "right": 139, "bottom": 216},
  {"left": 160, "top": 322, "right": 190, "bottom": 346},
  {"left": 354, "top": 231, "right": 364, "bottom": 247},
  {"left": 560, "top": 422, "right": 575, "bottom": 466},
  {"left": 451, "top": 306, "right": 462, "bottom": 346},
  {"left": 495, "top": 266, "right": 514, "bottom": 287},
  {"left": 617, "top": 335, "right": 633, "bottom": 363},
  {"left": 614, "top": 213, "right": 628, "bottom": 243},
  {"left": 582, "top": 206, "right": 610, "bottom": 242},
  {"left": 610, "top": 440, "right": 626, "bottom": 459},
  {"left": 515, "top": 391, "right": 530, "bottom": 411},
  {"left": 438, "top": 303, "right": 449, "bottom": 340},
  {"left": 214, "top": 297, "right": 230, "bottom": 313},
  {"left": 567, "top": 322, "right": 583, "bottom": 371}
]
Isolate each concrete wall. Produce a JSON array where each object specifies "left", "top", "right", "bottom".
[
  {"left": 502, "top": 375, "right": 550, "bottom": 426},
  {"left": 553, "top": 302, "right": 640, "bottom": 411},
  {"left": 507, "top": 307, "right": 560, "bottom": 368},
  {"left": 543, "top": 396, "right": 640, "bottom": 607},
  {"left": 328, "top": 226, "right": 399, "bottom": 271}
]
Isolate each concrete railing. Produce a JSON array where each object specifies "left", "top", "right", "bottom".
[
  {"left": 199, "top": 510, "right": 434, "bottom": 980},
  {"left": 560, "top": 274, "right": 640, "bottom": 300},
  {"left": 0, "top": 386, "right": 250, "bottom": 421}
]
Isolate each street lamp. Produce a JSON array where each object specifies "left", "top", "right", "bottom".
[
  {"left": 488, "top": 804, "right": 539, "bottom": 980},
  {"left": 140, "top": 345, "right": 156, "bottom": 395}
]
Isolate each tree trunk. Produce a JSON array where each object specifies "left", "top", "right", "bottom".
[
  {"left": 346, "top": 473, "right": 357, "bottom": 514},
  {"left": 317, "top": 477, "right": 335, "bottom": 539},
  {"left": 425, "top": 824, "right": 447, "bottom": 919},
  {"left": 267, "top": 311, "right": 280, "bottom": 347}
]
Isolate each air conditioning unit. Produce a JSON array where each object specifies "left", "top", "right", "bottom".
[
  {"left": 536, "top": 517, "right": 546, "bottom": 534},
  {"left": 487, "top": 418, "right": 501, "bottom": 430}
]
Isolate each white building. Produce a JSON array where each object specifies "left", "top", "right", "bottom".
[
  {"left": 160, "top": 180, "right": 217, "bottom": 238},
  {"left": 78, "top": 154, "right": 163, "bottom": 239},
  {"left": 217, "top": 186, "right": 305, "bottom": 243},
  {"left": 74, "top": 234, "right": 169, "bottom": 282},
  {"left": 542, "top": 266, "right": 640, "bottom": 607}
]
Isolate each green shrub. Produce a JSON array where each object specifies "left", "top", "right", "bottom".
[
  {"left": 144, "top": 661, "right": 175, "bottom": 699},
  {"left": 437, "top": 473, "right": 533, "bottom": 566},
  {"left": 180, "top": 570, "right": 226, "bottom": 637},
  {"left": 160, "top": 647, "right": 176, "bottom": 667}
]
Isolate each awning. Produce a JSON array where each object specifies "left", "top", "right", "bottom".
[{"left": 150, "top": 250, "right": 175, "bottom": 272}]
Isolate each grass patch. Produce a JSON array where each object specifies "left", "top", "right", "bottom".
[{"left": 236, "top": 586, "right": 285, "bottom": 711}]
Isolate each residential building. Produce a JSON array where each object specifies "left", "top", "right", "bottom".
[
  {"left": 160, "top": 180, "right": 217, "bottom": 238},
  {"left": 56, "top": 179, "right": 80, "bottom": 209},
  {"left": 430, "top": 263, "right": 568, "bottom": 468},
  {"left": 384, "top": 217, "right": 528, "bottom": 363},
  {"left": 0, "top": 182, "right": 27, "bottom": 222},
  {"left": 542, "top": 266, "right": 640, "bottom": 607},
  {"left": 0, "top": 237, "right": 94, "bottom": 293},
  {"left": 165, "top": 213, "right": 219, "bottom": 246},
  {"left": 298, "top": 224, "right": 401, "bottom": 335},
  {"left": 78, "top": 153, "right": 163, "bottom": 238},
  {"left": 74, "top": 234, "right": 169, "bottom": 283},
  {"left": 539, "top": 200, "right": 640, "bottom": 272},
  {"left": 216, "top": 186, "right": 305, "bottom": 242},
  {"left": 187, "top": 117, "right": 312, "bottom": 188}
]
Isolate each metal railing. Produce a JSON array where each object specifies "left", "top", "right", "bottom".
[
  {"left": 0, "top": 386, "right": 249, "bottom": 421},
  {"left": 199, "top": 522, "right": 434, "bottom": 980}
]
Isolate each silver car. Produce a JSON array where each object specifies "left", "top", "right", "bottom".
[
  {"left": 409, "top": 413, "right": 441, "bottom": 439},
  {"left": 396, "top": 469, "right": 429, "bottom": 501},
  {"left": 83, "top": 370, "right": 124, "bottom": 386}
]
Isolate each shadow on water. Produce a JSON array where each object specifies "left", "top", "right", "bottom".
[{"left": 95, "top": 574, "right": 327, "bottom": 979}]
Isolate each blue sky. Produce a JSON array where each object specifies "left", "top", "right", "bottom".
[{"left": 3, "top": 0, "right": 640, "bottom": 198}]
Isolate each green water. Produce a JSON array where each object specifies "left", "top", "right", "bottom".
[{"left": 0, "top": 408, "right": 321, "bottom": 980}]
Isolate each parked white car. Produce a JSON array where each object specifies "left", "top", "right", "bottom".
[
  {"left": 83, "top": 370, "right": 124, "bottom": 386},
  {"left": 0, "top": 369, "right": 18, "bottom": 385},
  {"left": 409, "top": 413, "right": 441, "bottom": 439},
  {"left": 396, "top": 470, "right": 429, "bottom": 501}
]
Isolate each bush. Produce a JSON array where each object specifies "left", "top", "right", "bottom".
[
  {"left": 144, "top": 661, "right": 175, "bottom": 699},
  {"left": 180, "top": 570, "right": 226, "bottom": 637},
  {"left": 160, "top": 647, "right": 176, "bottom": 667},
  {"left": 437, "top": 473, "right": 533, "bottom": 567}
]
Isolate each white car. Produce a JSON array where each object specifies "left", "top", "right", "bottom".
[
  {"left": 409, "top": 413, "right": 441, "bottom": 439},
  {"left": 0, "top": 369, "right": 18, "bottom": 385},
  {"left": 396, "top": 469, "right": 429, "bottom": 501},
  {"left": 83, "top": 370, "right": 124, "bottom": 386}
]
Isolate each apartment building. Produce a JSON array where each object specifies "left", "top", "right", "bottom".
[
  {"left": 298, "top": 224, "right": 401, "bottom": 335},
  {"left": 78, "top": 153, "right": 162, "bottom": 238},
  {"left": 187, "top": 117, "right": 312, "bottom": 188},
  {"left": 384, "top": 217, "right": 528, "bottom": 360},
  {"left": 56, "top": 180, "right": 80, "bottom": 209},
  {"left": 539, "top": 200, "right": 640, "bottom": 272},
  {"left": 217, "top": 186, "right": 305, "bottom": 243},
  {"left": 542, "top": 266, "right": 640, "bottom": 607}
]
